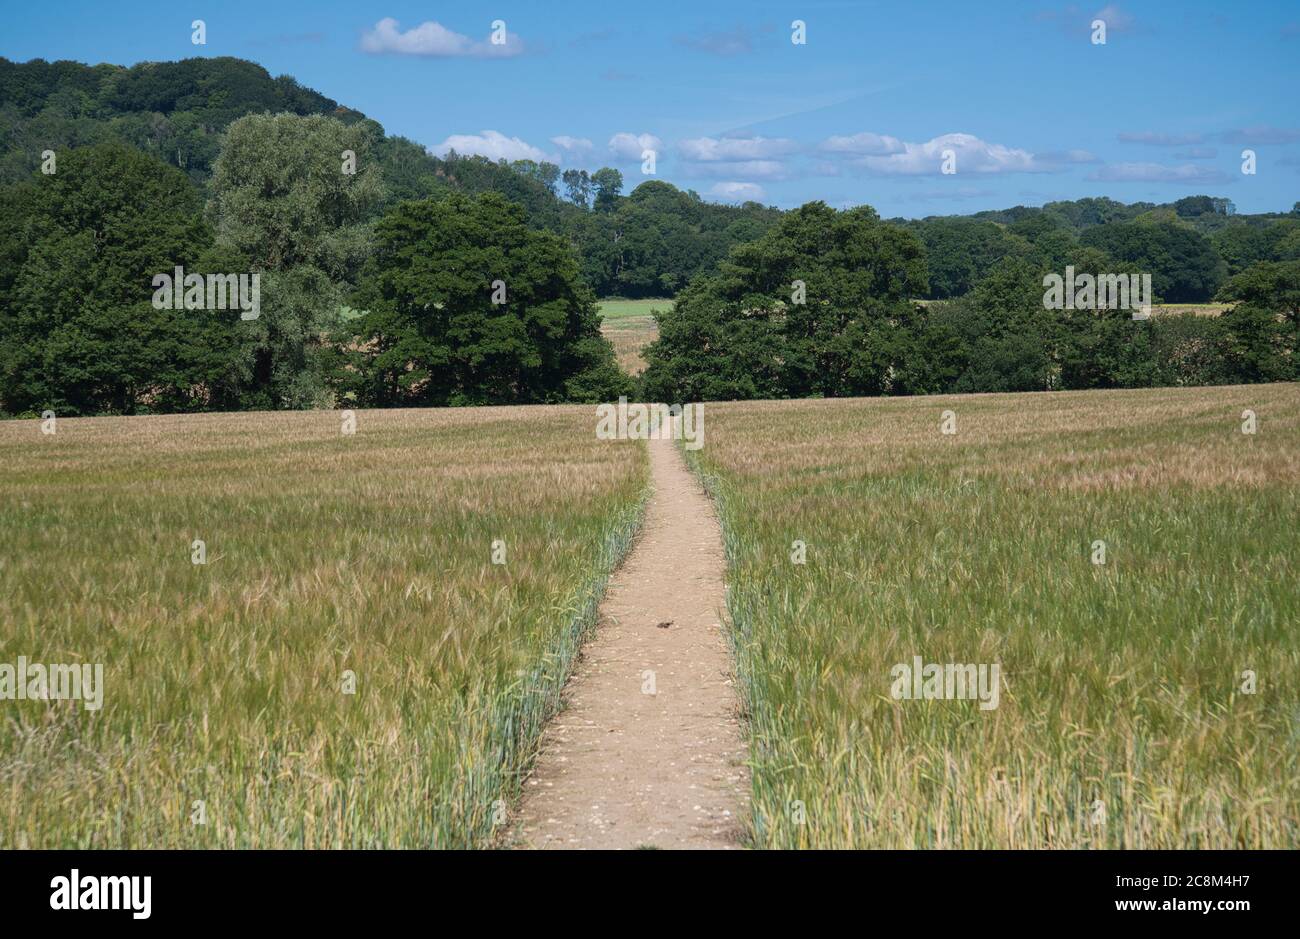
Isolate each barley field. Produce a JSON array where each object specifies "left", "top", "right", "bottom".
[
  {"left": 690, "top": 383, "right": 1300, "bottom": 848},
  {"left": 0, "top": 407, "right": 647, "bottom": 848},
  {"left": 1151, "top": 302, "right": 1232, "bottom": 316},
  {"left": 598, "top": 298, "right": 667, "bottom": 375}
]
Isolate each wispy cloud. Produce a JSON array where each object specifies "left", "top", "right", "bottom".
[
  {"left": 826, "top": 132, "right": 1042, "bottom": 176},
  {"left": 819, "top": 132, "right": 905, "bottom": 156},
  {"left": 1118, "top": 131, "right": 1204, "bottom": 146},
  {"left": 675, "top": 25, "right": 755, "bottom": 56},
  {"left": 430, "top": 130, "right": 549, "bottom": 162},
  {"left": 682, "top": 160, "right": 790, "bottom": 181},
  {"left": 708, "top": 181, "right": 766, "bottom": 202},
  {"left": 1038, "top": 149, "right": 1101, "bottom": 165},
  {"left": 548, "top": 135, "right": 595, "bottom": 162},
  {"left": 678, "top": 135, "right": 797, "bottom": 183},
  {"left": 1036, "top": 4, "right": 1136, "bottom": 37},
  {"left": 1087, "top": 162, "right": 1229, "bottom": 183},
  {"left": 1172, "top": 147, "right": 1218, "bottom": 160},
  {"left": 905, "top": 186, "right": 997, "bottom": 203},
  {"left": 1092, "top": 4, "right": 1135, "bottom": 32},
  {"left": 679, "top": 136, "right": 798, "bottom": 162},
  {"left": 360, "top": 18, "right": 524, "bottom": 57},
  {"left": 1219, "top": 125, "right": 1300, "bottom": 145},
  {"left": 571, "top": 28, "right": 619, "bottom": 46}
]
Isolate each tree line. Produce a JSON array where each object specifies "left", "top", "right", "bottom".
[
  {"left": 1, "top": 55, "right": 1296, "bottom": 416},
  {"left": 641, "top": 203, "right": 1299, "bottom": 402},
  {"left": 0, "top": 115, "right": 632, "bottom": 416}
]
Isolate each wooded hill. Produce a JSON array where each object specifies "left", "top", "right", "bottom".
[{"left": 6, "top": 55, "right": 1295, "bottom": 304}]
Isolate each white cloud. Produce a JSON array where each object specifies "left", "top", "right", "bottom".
[
  {"left": 608, "top": 132, "right": 664, "bottom": 160},
  {"left": 1087, "top": 162, "right": 1229, "bottom": 183},
  {"left": 708, "top": 182, "right": 766, "bottom": 202},
  {"left": 854, "top": 133, "right": 1040, "bottom": 176},
  {"left": 678, "top": 136, "right": 798, "bottom": 161},
  {"left": 360, "top": 18, "right": 523, "bottom": 57},
  {"left": 430, "top": 130, "right": 550, "bottom": 162},
  {"left": 550, "top": 136, "right": 594, "bottom": 162},
  {"left": 819, "top": 132, "right": 905, "bottom": 156},
  {"left": 682, "top": 159, "right": 790, "bottom": 181}
]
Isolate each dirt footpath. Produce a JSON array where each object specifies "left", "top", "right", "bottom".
[{"left": 512, "top": 425, "right": 748, "bottom": 849}]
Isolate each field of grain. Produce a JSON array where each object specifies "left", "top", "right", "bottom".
[
  {"left": 1151, "top": 302, "right": 1231, "bottom": 316},
  {"left": 0, "top": 406, "right": 647, "bottom": 848},
  {"left": 598, "top": 299, "right": 667, "bottom": 375},
  {"left": 690, "top": 383, "right": 1300, "bottom": 848}
]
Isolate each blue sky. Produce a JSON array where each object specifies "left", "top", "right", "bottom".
[{"left": 4, "top": 0, "right": 1298, "bottom": 217}]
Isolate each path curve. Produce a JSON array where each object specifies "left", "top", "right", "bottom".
[{"left": 512, "top": 420, "right": 748, "bottom": 849}]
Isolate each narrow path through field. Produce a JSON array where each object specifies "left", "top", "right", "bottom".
[{"left": 512, "top": 420, "right": 748, "bottom": 849}]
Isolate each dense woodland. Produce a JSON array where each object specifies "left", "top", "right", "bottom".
[{"left": 1, "top": 56, "right": 1297, "bottom": 415}]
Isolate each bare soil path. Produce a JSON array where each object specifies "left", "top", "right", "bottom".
[{"left": 511, "top": 423, "right": 748, "bottom": 849}]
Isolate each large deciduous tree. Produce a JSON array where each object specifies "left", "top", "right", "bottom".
[
  {"left": 1211, "top": 259, "right": 1300, "bottom": 382},
  {"left": 590, "top": 167, "right": 623, "bottom": 212},
  {"left": 0, "top": 142, "right": 244, "bottom": 415},
  {"left": 342, "top": 192, "right": 628, "bottom": 406},
  {"left": 206, "top": 112, "right": 384, "bottom": 407},
  {"left": 641, "top": 201, "right": 938, "bottom": 402}
]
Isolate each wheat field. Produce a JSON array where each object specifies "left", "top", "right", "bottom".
[
  {"left": 690, "top": 383, "right": 1300, "bottom": 848},
  {"left": 0, "top": 406, "right": 647, "bottom": 847}
]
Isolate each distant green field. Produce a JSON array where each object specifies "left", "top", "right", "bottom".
[
  {"left": 597, "top": 298, "right": 672, "bottom": 321},
  {"left": 598, "top": 299, "right": 669, "bottom": 374}
]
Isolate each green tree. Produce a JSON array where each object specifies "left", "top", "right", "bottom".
[
  {"left": 561, "top": 168, "right": 591, "bottom": 209},
  {"left": 1217, "top": 259, "right": 1300, "bottom": 329},
  {"left": 1211, "top": 224, "right": 1274, "bottom": 276},
  {"left": 590, "top": 167, "right": 623, "bottom": 212},
  {"left": 912, "top": 218, "right": 1031, "bottom": 298},
  {"left": 1212, "top": 259, "right": 1300, "bottom": 382},
  {"left": 1081, "top": 221, "right": 1226, "bottom": 302},
  {"left": 0, "top": 143, "right": 242, "bottom": 415},
  {"left": 344, "top": 192, "right": 628, "bottom": 407},
  {"left": 642, "top": 201, "right": 930, "bottom": 401},
  {"left": 207, "top": 113, "right": 382, "bottom": 277},
  {"left": 206, "top": 112, "right": 384, "bottom": 407}
]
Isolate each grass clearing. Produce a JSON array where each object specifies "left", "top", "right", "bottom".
[
  {"left": 0, "top": 406, "right": 647, "bottom": 848},
  {"left": 598, "top": 299, "right": 668, "bottom": 375},
  {"left": 597, "top": 298, "right": 672, "bottom": 321},
  {"left": 690, "top": 384, "right": 1300, "bottom": 848}
]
